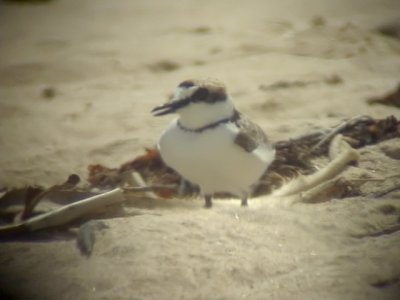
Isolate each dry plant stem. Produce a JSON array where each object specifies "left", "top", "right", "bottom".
[
  {"left": 273, "top": 135, "right": 359, "bottom": 197},
  {"left": 372, "top": 183, "right": 400, "bottom": 198},
  {"left": 130, "top": 172, "right": 159, "bottom": 199},
  {"left": 289, "top": 177, "right": 344, "bottom": 204},
  {"left": 123, "top": 185, "right": 176, "bottom": 193},
  {"left": 19, "top": 187, "right": 56, "bottom": 221},
  {"left": 310, "top": 115, "right": 371, "bottom": 153},
  {"left": 177, "top": 178, "right": 187, "bottom": 197},
  {"left": 21, "top": 174, "right": 80, "bottom": 220},
  {"left": 0, "top": 188, "right": 124, "bottom": 236}
]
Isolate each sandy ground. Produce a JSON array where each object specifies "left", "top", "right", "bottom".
[{"left": 0, "top": 0, "right": 400, "bottom": 299}]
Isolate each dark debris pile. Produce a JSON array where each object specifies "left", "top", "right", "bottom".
[
  {"left": 0, "top": 115, "right": 398, "bottom": 241},
  {"left": 87, "top": 115, "right": 400, "bottom": 198},
  {"left": 258, "top": 115, "right": 400, "bottom": 195}
]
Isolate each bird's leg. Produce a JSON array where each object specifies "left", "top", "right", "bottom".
[
  {"left": 241, "top": 192, "right": 248, "bottom": 207},
  {"left": 204, "top": 194, "right": 213, "bottom": 208}
]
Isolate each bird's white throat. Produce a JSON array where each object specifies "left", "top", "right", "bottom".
[{"left": 177, "top": 98, "right": 235, "bottom": 130}]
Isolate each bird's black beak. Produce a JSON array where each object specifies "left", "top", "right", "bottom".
[{"left": 151, "top": 98, "right": 190, "bottom": 116}]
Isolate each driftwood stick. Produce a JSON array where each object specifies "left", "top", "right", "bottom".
[
  {"left": 0, "top": 188, "right": 124, "bottom": 236},
  {"left": 273, "top": 135, "right": 359, "bottom": 197},
  {"left": 0, "top": 182, "right": 177, "bottom": 237},
  {"left": 289, "top": 177, "right": 349, "bottom": 204}
]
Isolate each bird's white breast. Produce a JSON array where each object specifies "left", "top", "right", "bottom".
[{"left": 158, "top": 119, "right": 274, "bottom": 196}]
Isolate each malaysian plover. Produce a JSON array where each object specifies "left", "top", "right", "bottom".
[{"left": 152, "top": 79, "right": 275, "bottom": 207}]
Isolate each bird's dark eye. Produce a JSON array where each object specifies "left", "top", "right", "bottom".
[
  {"left": 192, "top": 87, "right": 209, "bottom": 101},
  {"left": 178, "top": 80, "right": 195, "bottom": 88}
]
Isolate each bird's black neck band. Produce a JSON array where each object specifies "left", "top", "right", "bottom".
[{"left": 177, "top": 110, "right": 240, "bottom": 133}]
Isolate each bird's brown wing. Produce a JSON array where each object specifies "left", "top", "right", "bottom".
[{"left": 233, "top": 111, "right": 269, "bottom": 152}]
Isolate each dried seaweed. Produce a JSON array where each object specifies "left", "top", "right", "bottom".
[
  {"left": 88, "top": 148, "right": 181, "bottom": 198},
  {"left": 85, "top": 115, "right": 400, "bottom": 200},
  {"left": 257, "top": 115, "right": 399, "bottom": 195},
  {"left": 0, "top": 115, "right": 398, "bottom": 241}
]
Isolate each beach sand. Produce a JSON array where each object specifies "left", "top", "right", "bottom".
[{"left": 0, "top": 0, "right": 400, "bottom": 299}]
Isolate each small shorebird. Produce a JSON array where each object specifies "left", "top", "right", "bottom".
[{"left": 151, "top": 79, "right": 275, "bottom": 207}]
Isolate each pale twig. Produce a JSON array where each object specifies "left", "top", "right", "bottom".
[
  {"left": 273, "top": 135, "right": 359, "bottom": 197},
  {"left": 310, "top": 115, "right": 371, "bottom": 153},
  {"left": 372, "top": 183, "right": 400, "bottom": 198},
  {"left": 129, "top": 172, "right": 159, "bottom": 199},
  {"left": 0, "top": 188, "right": 124, "bottom": 236},
  {"left": 123, "top": 185, "right": 176, "bottom": 193},
  {"left": 177, "top": 178, "right": 187, "bottom": 197},
  {"left": 289, "top": 177, "right": 349, "bottom": 204}
]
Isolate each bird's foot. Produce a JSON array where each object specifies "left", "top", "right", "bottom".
[{"left": 204, "top": 195, "right": 212, "bottom": 208}]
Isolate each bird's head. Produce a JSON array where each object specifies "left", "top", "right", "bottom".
[{"left": 151, "top": 79, "right": 235, "bottom": 129}]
